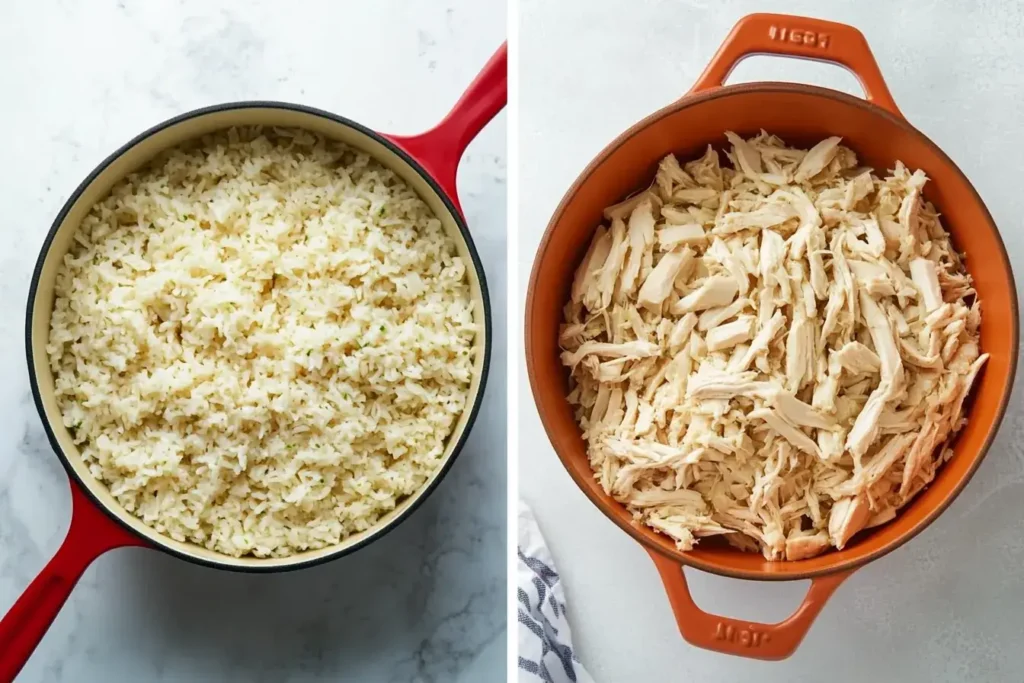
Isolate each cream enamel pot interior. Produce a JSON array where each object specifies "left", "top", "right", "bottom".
[{"left": 0, "top": 43, "right": 506, "bottom": 681}]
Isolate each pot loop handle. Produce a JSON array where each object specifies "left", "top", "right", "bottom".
[
  {"left": 648, "top": 550, "right": 855, "bottom": 660},
  {"left": 689, "top": 13, "right": 903, "bottom": 119}
]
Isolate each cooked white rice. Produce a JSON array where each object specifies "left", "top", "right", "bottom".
[{"left": 47, "top": 127, "right": 476, "bottom": 557}]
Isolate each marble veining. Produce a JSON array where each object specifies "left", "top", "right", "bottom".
[{"left": 0, "top": 1, "right": 506, "bottom": 681}]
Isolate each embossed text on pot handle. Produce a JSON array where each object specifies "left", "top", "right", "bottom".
[
  {"left": 648, "top": 549, "right": 855, "bottom": 660},
  {"left": 688, "top": 13, "right": 903, "bottom": 119}
]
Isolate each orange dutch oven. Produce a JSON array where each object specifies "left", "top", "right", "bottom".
[{"left": 525, "top": 13, "right": 1018, "bottom": 660}]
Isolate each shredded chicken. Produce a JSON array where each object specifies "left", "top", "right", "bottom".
[{"left": 561, "top": 131, "right": 987, "bottom": 561}]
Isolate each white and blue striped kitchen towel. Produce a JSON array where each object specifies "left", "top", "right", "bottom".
[{"left": 518, "top": 501, "right": 594, "bottom": 683}]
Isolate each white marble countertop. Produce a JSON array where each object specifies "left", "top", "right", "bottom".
[
  {"left": 0, "top": 1, "right": 506, "bottom": 681},
  {"left": 519, "top": 1, "right": 1024, "bottom": 681}
]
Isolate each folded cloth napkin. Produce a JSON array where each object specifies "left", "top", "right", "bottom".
[{"left": 517, "top": 501, "right": 594, "bottom": 683}]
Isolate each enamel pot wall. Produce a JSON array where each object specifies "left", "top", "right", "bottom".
[
  {"left": 526, "top": 14, "right": 1016, "bottom": 660},
  {"left": 0, "top": 43, "right": 506, "bottom": 681}
]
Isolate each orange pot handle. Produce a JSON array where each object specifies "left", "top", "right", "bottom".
[
  {"left": 689, "top": 13, "right": 903, "bottom": 119},
  {"left": 648, "top": 550, "right": 855, "bottom": 660}
]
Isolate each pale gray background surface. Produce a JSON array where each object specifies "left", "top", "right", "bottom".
[
  {"left": 519, "top": 1, "right": 1023, "bottom": 681},
  {"left": 0, "top": 1, "right": 506, "bottom": 681}
]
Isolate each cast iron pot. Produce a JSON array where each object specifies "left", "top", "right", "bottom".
[
  {"left": 526, "top": 14, "right": 1017, "bottom": 660},
  {"left": 0, "top": 43, "right": 506, "bottom": 680}
]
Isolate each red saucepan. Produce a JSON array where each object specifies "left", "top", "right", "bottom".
[{"left": 0, "top": 43, "right": 506, "bottom": 680}]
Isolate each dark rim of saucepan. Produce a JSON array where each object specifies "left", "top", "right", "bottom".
[
  {"left": 530, "top": 81, "right": 1019, "bottom": 582},
  {"left": 26, "top": 101, "right": 493, "bottom": 573}
]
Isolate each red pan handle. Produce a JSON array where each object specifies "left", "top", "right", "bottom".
[
  {"left": 0, "top": 481, "right": 145, "bottom": 681},
  {"left": 689, "top": 13, "right": 903, "bottom": 119},
  {"left": 386, "top": 42, "right": 507, "bottom": 216},
  {"left": 648, "top": 550, "right": 855, "bottom": 660}
]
